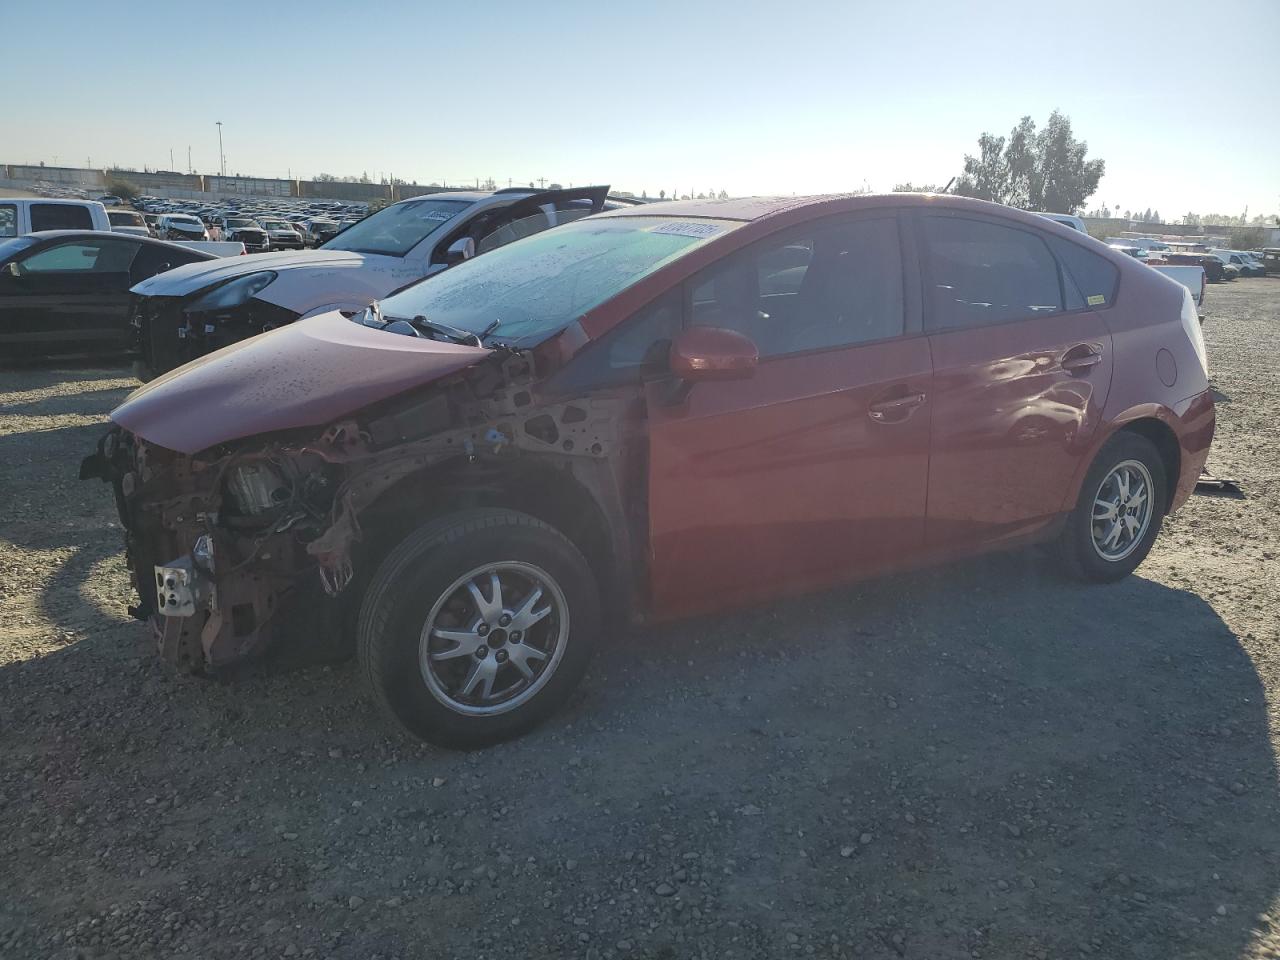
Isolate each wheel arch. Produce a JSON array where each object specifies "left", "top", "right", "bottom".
[
  {"left": 352, "top": 454, "right": 628, "bottom": 618},
  {"left": 1115, "top": 418, "right": 1180, "bottom": 511},
  {"left": 1065, "top": 405, "right": 1183, "bottom": 514}
]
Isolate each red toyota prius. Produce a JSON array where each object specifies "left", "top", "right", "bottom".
[{"left": 84, "top": 193, "right": 1214, "bottom": 747}]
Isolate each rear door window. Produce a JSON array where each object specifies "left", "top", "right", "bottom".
[
  {"left": 0, "top": 204, "right": 16, "bottom": 237},
  {"left": 30, "top": 203, "right": 94, "bottom": 231},
  {"left": 921, "top": 215, "right": 1063, "bottom": 330}
]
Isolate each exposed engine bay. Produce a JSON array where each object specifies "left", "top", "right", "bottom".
[{"left": 82, "top": 353, "right": 632, "bottom": 671}]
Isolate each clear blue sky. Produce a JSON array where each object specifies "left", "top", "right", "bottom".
[{"left": 8, "top": 0, "right": 1278, "bottom": 217}]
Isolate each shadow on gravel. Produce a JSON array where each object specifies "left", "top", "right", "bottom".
[
  {"left": 569, "top": 550, "right": 1280, "bottom": 959},
  {"left": 0, "top": 408, "right": 132, "bottom": 637},
  {"left": 3, "top": 546, "right": 1274, "bottom": 959}
]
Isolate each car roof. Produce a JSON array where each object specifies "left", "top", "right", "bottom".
[
  {"left": 595, "top": 192, "right": 1078, "bottom": 228},
  {"left": 18, "top": 230, "right": 218, "bottom": 258},
  {"left": 7, "top": 197, "right": 104, "bottom": 206}
]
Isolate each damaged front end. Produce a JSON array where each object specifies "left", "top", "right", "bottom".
[
  {"left": 81, "top": 421, "right": 353, "bottom": 668},
  {"left": 81, "top": 353, "right": 627, "bottom": 672}
]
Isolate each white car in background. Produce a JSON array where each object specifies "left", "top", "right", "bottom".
[
  {"left": 0, "top": 198, "right": 111, "bottom": 237},
  {"left": 260, "top": 217, "right": 304, "bottom": 250},
  {"left": 1036, "top": 212, "right": 1088, "bottom": 233},
  {"left": 158, "top": 214, "right": 210, "bottom": 242},
  {"left": 107, "top": 209, "right": 152, "bottom": 237},
  {"left": 130, "top": 185, "right": 630, "bottom": 379}
]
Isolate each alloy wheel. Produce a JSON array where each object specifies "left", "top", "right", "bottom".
[
  {"left": 418, "top": 561, "right": 569, "bottom": 717},
  {"left": 1090, "top": 459, "right": 1155, "bottom": 562}
]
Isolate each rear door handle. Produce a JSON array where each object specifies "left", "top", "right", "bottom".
[
  {"left": 868, "top": 392, "right": 927, "bottom": 421},
  {"left": 1061, "top": 344, "right": 1103, "bottom": 374}
]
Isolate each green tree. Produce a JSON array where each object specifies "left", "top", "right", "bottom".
[
  {"left": 953, "top": 111, "right": 1104, "bottom": 214},
  {"left": 104, "top": 176, "right": 139, "bottom": 201},
  {"left": 1230, "top": 226, "right": 1265, "bottom": 249}
]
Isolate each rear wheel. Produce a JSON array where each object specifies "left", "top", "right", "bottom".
[
  {"left": 357, "top": 509, "right": 600, "bottom": 748},
  {"left": 1056, "top": 432, "right": 1167, "bottom": 583}
]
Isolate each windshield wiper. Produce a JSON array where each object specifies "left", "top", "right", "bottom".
[
  {"left": 404, "top": 314, "right": 484, "bottom": 347},
  {"left": 356, "top": 299, "right": 385, "bottom": 328}
]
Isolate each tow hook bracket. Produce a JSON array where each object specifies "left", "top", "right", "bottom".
[{"left": 154, "top": 557, "right": 206, "bottom": 617}]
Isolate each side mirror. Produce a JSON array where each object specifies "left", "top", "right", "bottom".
[
  {"left": 669, "top": 326, "right": 759, "bottom": 382},
  {"left": 445, "top": 237, "right": 475, "bottom": 266},
  {"left": 3, "top": 261, "right": 19, "bottom": 279}
]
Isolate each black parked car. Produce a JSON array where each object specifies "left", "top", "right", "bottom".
[
  {"left": 1162, "top": 252, "right": 1228, "bottom": 283},
  {"left": 0, "top": 231, "right": 216, "bottom": 360}
]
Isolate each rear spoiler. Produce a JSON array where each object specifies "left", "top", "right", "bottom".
[{"left": 495, "top": 184, "right": 612, "bottom": 213}]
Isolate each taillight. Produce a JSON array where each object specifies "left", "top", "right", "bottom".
[{"left": 1179, "top": 287, "right": 1208, "bottom": 377}]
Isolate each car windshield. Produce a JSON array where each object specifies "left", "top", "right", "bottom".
[
  {"left": 227, "top": 218, "right": 257, "bottom": 227},
  {"left": 171, "top": 216, "right": 200, "bottom": 225},
  {"left": 322, "top": 197, "right": 471, "bottom": 256},
  {"left": 378, "top": 215, "right": 740, "bottom": 347},
  {"left": 108, "top": 212, "right": 141, "bottom": 225}
]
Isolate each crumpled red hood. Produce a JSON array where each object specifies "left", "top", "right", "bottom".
[{"left": 112, "top": 311, "right": 490, "bottom": 454}]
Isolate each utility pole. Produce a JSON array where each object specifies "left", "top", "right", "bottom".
[
  {"left": 216, "top": 121, "right": 225, "bottom": 177},
  {"left": 187, "top": 145, "right": 192, "bottom": 174},
  {"left": 169, "top": 148, "right": 174, "bottom": 170},
  {"left": 538, "top": 177, "right": 546, "bottom": 189}
]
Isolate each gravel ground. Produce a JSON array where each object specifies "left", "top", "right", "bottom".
[{"left": 2, "top": 280, "right": 1278, "bottom": 960}]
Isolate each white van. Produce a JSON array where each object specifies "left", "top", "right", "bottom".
[
  {"left": 0, "top": 198, "right": 112, "bottom": 237},
  {"left": 1036, "top": 212, "right": 1087, "bottom": 233}
]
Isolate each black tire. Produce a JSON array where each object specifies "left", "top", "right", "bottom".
[
  {"left": 357, "top": 509, "right": 600, "bottom": 749},
  {"left": 1056, "top": 432, "right": 1167, "bottom": 583}
]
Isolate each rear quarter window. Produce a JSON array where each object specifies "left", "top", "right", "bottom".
[{"left": 1046, "top": 236, "right": 1121, "bottom": 309}]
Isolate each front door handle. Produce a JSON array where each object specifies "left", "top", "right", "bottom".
[
  {"left": 1061, "top": 344, "right": 1103, "bottom": 374},
  {"left": 868, "top": 391, "right": 927, "bottom": 422}
]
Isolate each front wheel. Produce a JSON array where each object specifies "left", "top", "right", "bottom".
[
  {"left": 1056, "top": 432, "right": 1167, "bottom": 583},
  {"left": 357, "top": 509, "right": 600, "bottom": 748}
]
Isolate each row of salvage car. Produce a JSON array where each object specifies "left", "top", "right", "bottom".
[{"left": 69, "top": 190, "right": 1216, "bottom": 748}]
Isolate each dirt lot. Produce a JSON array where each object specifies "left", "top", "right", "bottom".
[{"left": 1, "top": 280, "right": 1278, "bottom": 960}]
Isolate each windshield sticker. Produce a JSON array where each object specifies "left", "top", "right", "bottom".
[
  {"left": 1087, "top": 294, "right": 1106, "bottom": 306},
  {"left": 422, "top": 211, "right": 454, "bottom": 220},
  {"left": 648, "top": 221, "right": 724, "bottom": 240}
]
